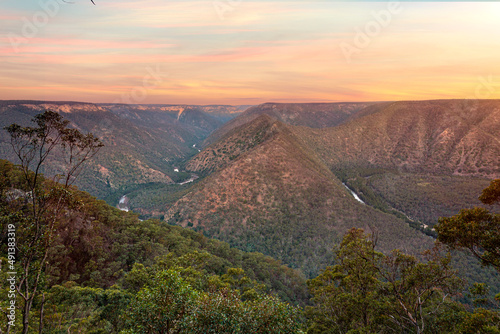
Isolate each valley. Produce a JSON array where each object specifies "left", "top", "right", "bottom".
[
  {"left": 4, "top": 2, "right": 500, "bottom": 332},
  {"left": 0, "top": 101, "right": 245, "bottom": 199},
  {"left": 1, "top": 99, "right": 499, "bottom": 286}
]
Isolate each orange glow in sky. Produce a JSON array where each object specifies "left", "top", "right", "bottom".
[{"left": 1, "top": 1, "right": 500, "bottom": 104}]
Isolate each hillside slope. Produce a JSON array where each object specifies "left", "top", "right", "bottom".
[
  {"left": 169, "top": 115, "right": 435, "bottom": 277},
  {"left": 164, "top": 99, "right": 500, "bottom": 279},
  {"left": 298, "top": 99, "right": 500, "bottom": 178},
  {"left": 204, "top": 102, "right": 376, "bottom": 147},
  {"left": 0, "top": 159, "right": 309, "bottom": 309},
  {"left": 0, "top": 101, "right": 232, "bottom": 198}
]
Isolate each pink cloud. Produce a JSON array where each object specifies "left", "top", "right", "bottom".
[
  {"left": 0, "top": 15, "right": 17, "bottom": 20},
  {"left": 0, "top": 37, "right": 175, "bottom": 55}
]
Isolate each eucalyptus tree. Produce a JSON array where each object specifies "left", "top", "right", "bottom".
[
  {"left": 3, "top": 110, "right": 102, "bottom": 334},
  {"left": 436, "top": 179, "right": 500, "bottom": 272}
]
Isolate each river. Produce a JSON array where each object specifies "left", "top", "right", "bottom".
[
  {"left": 117, "top": 195, "right": 130, "bottom": 212},
  {"left": 342, "top": 183, "right": 365, "bottom": 204}
]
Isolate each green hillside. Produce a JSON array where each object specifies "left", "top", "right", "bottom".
[{"left": 0, "top": 158, "right": 308, "bottom": 332}]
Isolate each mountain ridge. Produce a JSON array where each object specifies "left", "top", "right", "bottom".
[
  {"left": 0, "top": 101, "right": 249, "bottom": 199},
  {"left": 162, "top": 99, "right": 500, "bottom": 277},
  {"left": 2, "top": 99, "right": 499, "bottom": 280},
  {"left": 202, "top": 102, "right": 377, "bottom": 148},
  {"left": 167, "top": 113, "right": 437, "bottom": 276},
  {"left": 296, "top": 99, "right": 500, "bottom": 179}
]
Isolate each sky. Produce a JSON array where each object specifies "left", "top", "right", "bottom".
[{"left": 1, "top": 0, "right": 500, "bottom": 105}]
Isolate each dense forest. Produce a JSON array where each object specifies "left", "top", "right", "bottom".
[{"left": 1, "top": 111, "right": 499, "bottom": 333}]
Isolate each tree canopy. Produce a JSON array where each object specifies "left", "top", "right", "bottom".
[
  {"left": 306, "top": 228, "right": 466, "bottom": 334},
  {"left": 436, "top": 179, "right": 500, "bottom": 272}
]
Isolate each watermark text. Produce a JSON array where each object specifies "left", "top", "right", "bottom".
[
  {"left": 340, "top": 2, "right": 402, "bottom": 63},
  {"left": 6, "top": 223, "right": 17, "bottom": 327}
]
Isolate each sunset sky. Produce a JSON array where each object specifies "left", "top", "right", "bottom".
[{"left": 1, "top": 1, "right": 500, "bottom": 105}]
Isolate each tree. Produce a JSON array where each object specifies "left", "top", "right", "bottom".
[
  {"left": 306, "top": 229, "right": 465, "bottom": 334},
  {"left": 456, "top": 308, "right": 500, "bottom": 334},
  {"left": 122, "top": 263, "right": 304, "bottom": 334},
  {"left": 436, "top": 179, "right": 500, "bottom": 272},
  {"left": 123, "top": 269, "right": 199, "bottom": 334},
  {"left": 3, "top": 110, "right": 103, "bottom": 334},
  {"left": 184, "top": 288, "right": 244, "bottom": 334},
  {"left": 376, "top": 247, "right": 464, "bottom": 333},
  {"left": 306, "top": 228, "right": 386, "bottom": 334},
  {"left": 479, "top": 179, "right": 500, "bottom": 206},
  {"left": 241, "top": 294, "right": 303, "bottom": 334}
]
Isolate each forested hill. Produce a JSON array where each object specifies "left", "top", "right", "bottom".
[
  {"left": 2, "top": 99, "right": 500, "bottom": 332},
  {"left": 1, "top": 156, "right": 499, "bottom": 332},
  {"left": 0, "top": 158, "right": 308, "bottom": 298},
  {"left": 164, "top": 99, "right": 500, "bottom": 279},
  {"left": 3, "top": 100, "right": 497, "bottom": 283},
  {"left": 0, "top": 101, "right": 248, "bottom": 199},
  {"left": 299, "top": 99, "right": 500, "bottom": 179},
  {"left": 0, "top": 158, "right": 309, "bottom": 331}
]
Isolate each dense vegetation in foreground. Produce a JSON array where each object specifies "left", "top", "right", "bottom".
[
  {"left": 1, "top": 110, "right": 499, "bottom": 333},
  {"left": 1, "top": 159, "right": 500, "bottom": 333},
  {"left": 0, "top": 158, "right": 307, "bottom": 332}
]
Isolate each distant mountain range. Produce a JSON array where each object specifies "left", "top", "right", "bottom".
[
  {"left": 0, "top": 101, "right": 247, "bottom": 198},
  {"left": 1, "top": 99, "right": 499, "bottom": 283}
]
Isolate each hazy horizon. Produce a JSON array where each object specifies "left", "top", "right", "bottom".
[{"left": 3, "top": 97, "right": 500, "bottom": 107}]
